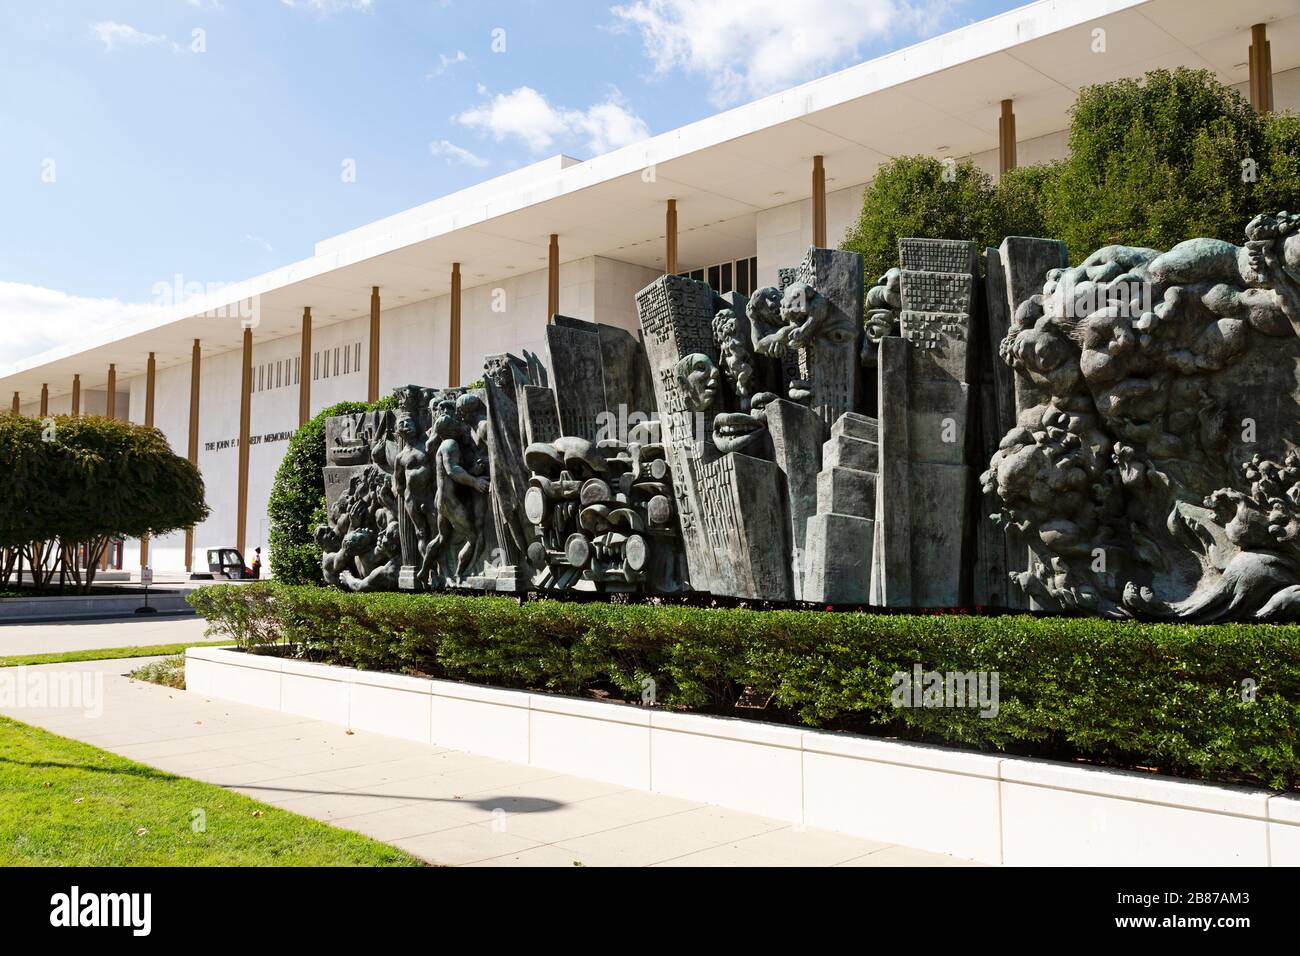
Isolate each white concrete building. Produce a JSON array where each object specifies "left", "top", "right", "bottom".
[{"left": 3, "top": 0, "right": 1298, "bottom": 576}]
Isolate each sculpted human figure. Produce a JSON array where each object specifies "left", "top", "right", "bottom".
[
  {"left": 455, "top": 392, "right": 492, "bottom": 572},
  {"left": 862, "top": 268, "right": 901, "bottom": 367},
  {"left": 340, "top": 524, "right": 402, "bottom": 592},
  {"left": 392, "top": 412, "right": 436, "bottom": 567},
  {"left": 712, "top": 308, "right": 756, "bottom": 408},
  {"left": 420, "top": 412, "right": 491, "bottom": 583},
  {"left": 1244, "top": 211, "right": 1300, "bottom": 332},
  {"left": 747, "top": 286, "right": 794, "bottom": 357}
]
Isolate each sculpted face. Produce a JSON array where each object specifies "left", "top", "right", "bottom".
[
  {"left": 746, "top": 286, "right": 781, "bottom": 329},
  {"left": 456, "top": 392, "right": 485, "bottom": 423},
  {"left": 434, "top": 413, "right": 464, "bottom": 442},
  {"left": 396, "top": 414, "right": 418, "bottom": 442},
  {"left": 675, "top": 353, "right": 720, "bottom": 411}
]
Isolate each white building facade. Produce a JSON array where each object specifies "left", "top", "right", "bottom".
[{"left": 4, "top": 0, "right": 1297, "bottom": 575}]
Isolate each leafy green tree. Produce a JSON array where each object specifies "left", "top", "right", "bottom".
[
  {"left": 0, "top": 415, "right": 208, "bottom": 591},
  {"left": 843, "top": 69, "right": 1298, "bottom": 278},
  {"left": 842, "top": 155, "right": 1000, "bottom": 283},
  {"left": 0, "top": 415, "right": 64, "bottom": 588},
  {"left": 841, "top": 154, "right": 1057, "bottom": 285},
  {"left": 991, "top": 162, "right": 1057, "bottom": 243},
  {"left": 1257, "top": 110, "right": 1300, "bottom": 215},
  {"left": 1045, "top": 68, "right": 1271, "bottom": 255}
]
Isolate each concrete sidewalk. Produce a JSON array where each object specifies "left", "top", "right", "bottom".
[
  {"left": 0, "top": 657, "right": 977, "bottom": 867},
  {"left": 0, "top": 616, "right": 217, "bottom": 656}
]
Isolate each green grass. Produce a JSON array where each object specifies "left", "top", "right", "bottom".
[
  {"left": 0, "top": 641, "right": 228, "bottom": 668},
  {"left": 0, "top": 716, "right": 423, "bottom": 866},
  {"left": 128, "top": 654, "right": 186, "bottom": 689}
]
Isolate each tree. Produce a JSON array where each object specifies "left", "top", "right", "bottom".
[
  {"left": 990, "top": 162, "right": 1056, "bottom": 243},
  {"left": 842, "top": 155, "right": 996, "bottom": 284},
  {"left": 1044, "top": 67, "right": 1279, "bottom": 256},
  {"left": 0, "top": 415, "right": 208, "bottom": 591},
  {"left": 0, "top": 415, "right": 66, "bottom": 589},
  {"left": 841, "top": 154, "right": 1054, "bottom": 285},
  {"left": 1257, "top": 110, "right": 1300, "bottom": 215},
  {"left": 841, "top": 68, "right": 1299, "bottom": 278}
]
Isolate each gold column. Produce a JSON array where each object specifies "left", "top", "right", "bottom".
[
  {"left": 39, "top": 384, "right": 48, "bottom": 417},
  {"left": 140, "top": 352, "right": 156, "bottom": 569},
  {"left": 368, "top": 287, "right": 381, "bottom": 403},
  {"left": 298, "top": 307, "right": 312, "bottom": 426},
  {"left": 666, "top": 200, "right": 678, "bottom": 274},
  {"left": 105, "top": 364, "right": 117, "bottom": 419},
  {"left": 449, "top": 263, "right": 462, "bottom": 388},
  {"left": 547, "top": 233, "right": 559, "bottom": 322},
  {"left": 236, "top": 328, "right": 252, "bottom": 555},
  {"left": 144, "top": 353, "right": 156, "bottom": 427},
  {"left": 812, "top": 155, "right": 827, "bottom": 248},
  {"left": 71, "top": 375, "right": 81, "bottom": 416},
  {"left": 184, "top": 339, "right": 201, "bottom": 572},
  {"left": 1249, "top": 23, "right": 1274, "bottom": 114},
  {"left": 999, "top": 99, "right": 1017, "bottom": 175},
  {"left": 9, "top": 392, "right": 18, "bottom": 415}
]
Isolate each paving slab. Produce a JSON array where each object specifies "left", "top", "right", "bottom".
[
  {"left": 0, "top": 657, "right": 983, "bottom": 867},
  {"left": 0, "top": 615, "right": 218, "bottom": 656}
]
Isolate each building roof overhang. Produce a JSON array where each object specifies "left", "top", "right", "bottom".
[{"left": 4, "top": 0, "right": 1298, "bottom": 399}]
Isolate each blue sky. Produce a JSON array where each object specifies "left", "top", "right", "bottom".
[{"left": 0, "top": 0, "right": 1025, "bottom": 364}]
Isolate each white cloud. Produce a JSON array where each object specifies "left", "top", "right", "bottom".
[
  {"left": 0, "top": 282, "right": 167, "bottom": 367},
  {"left": 429, "top": 139, "right": 489, "bottom": 168},
  {"left": 457, "top": 87, "right": 567, "bottom": 152},
  {"left": 91, "top": 21, "right": 167, "bottom": 52},
  {"left": 428, "top": 50, "right": 468, "bottom": 78},
  {"left": 575, "top": 95, "right": 653, "bottom": 154},
  {"left": 456, "top": 86, "right": 649, "bottom": 156},
  {"left": 610, "top": 0, "right": 953, "bottom": 105}
]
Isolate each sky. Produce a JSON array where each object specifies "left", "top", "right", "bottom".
[{"left": 0, "top": 0, "right": 1027, "bottom": 367}]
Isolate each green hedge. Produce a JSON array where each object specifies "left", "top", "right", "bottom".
[{"left": 190, "top": 583, "right": 1300, "bottom": 790}]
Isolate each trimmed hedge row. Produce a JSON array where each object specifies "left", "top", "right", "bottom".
[{"left": 189, "top": 583, "right": 1300, "bottom": 790}]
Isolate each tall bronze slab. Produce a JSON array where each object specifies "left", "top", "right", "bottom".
[
  {"left": 765, "top": 399, "right": 827, "bottom": 599},
  {"left": 871, "top": 239, "right": 978, "bottom": 608},
  {"left": 995, "top": 237, "right": 1069, "bottom": 609},
  {"left": 634, "top": 274, "right": 792, "bottom": 600},
  {"left": 482, "top": 353, "right": 533, "bottom": 572},
  {"left": 795, "top": 247, "right": 864, "bottom": 428},
  {"left": 545, "top": 318, "right": 606, "bottom": 442}
]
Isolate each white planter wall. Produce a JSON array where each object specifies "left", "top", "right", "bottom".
[{"left": 186, "top": 645, "right": 1300, "bottom": 866}]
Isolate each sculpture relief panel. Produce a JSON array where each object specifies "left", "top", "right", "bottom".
[{"left": 310, "top": 226, "right": 1299, "bottom": 623}]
